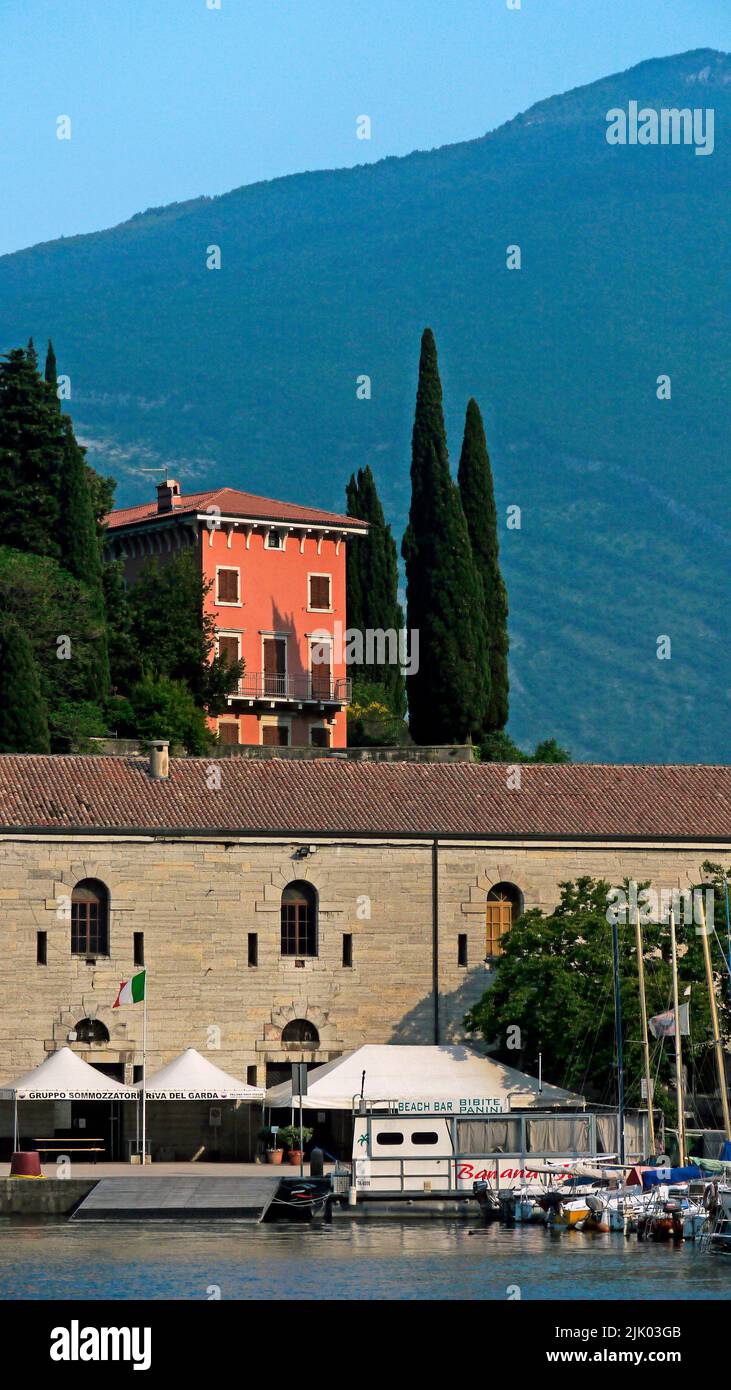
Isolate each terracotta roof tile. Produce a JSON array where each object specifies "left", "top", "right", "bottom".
[
  {"left": 105, "top": 487, "right": 366, "bottom": 531},
  {"left": 0, "top": 756, "right": 729, "bottom": 839}
]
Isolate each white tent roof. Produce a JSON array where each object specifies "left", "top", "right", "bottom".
[
  {"left": 136, "top": 1048, "right": 265, "bottom": 1100},
  {"left": 0, "top": 1046, "right": 137, "bottom": 1100},
  {"left": 264, "top": 1044, "right": 581, "bottom": 1112}
]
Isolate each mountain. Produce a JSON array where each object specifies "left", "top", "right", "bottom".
[{"left": 1, "top": 49, "right": 729, "bottom": 762}]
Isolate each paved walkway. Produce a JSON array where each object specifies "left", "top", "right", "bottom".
[
  {"left": 72, "top": 1173, "right": 283, "bottom": 1220},
  {"left": 2, "top": 1160, "right": 324, "bottom": 1179}
]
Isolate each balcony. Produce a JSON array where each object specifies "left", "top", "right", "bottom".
[{"left": 231, "top": 673, "right": 352, "bottom": 706}]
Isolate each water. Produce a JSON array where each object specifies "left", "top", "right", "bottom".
[{"left": 0, "top": 1218, "right": 727, "bottom": 1300}]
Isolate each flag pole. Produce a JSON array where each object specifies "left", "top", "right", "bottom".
[
  {"left": 142, "top": 979, "right": 147, "bottom": 1164},
  {"left": 698, "top": 893, "right": 731, "bottom": 1141},
  {"left": 670, "top": 906, "right": 686, "bottom": 1166}
]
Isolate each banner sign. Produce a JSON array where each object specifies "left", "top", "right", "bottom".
[{"left": 396, "top": 1097, "right": 505, "bottom": 1115}]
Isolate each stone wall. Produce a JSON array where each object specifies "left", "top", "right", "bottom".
[{"left": 0, "top": 832, "right": 725, "bottom": 1105}]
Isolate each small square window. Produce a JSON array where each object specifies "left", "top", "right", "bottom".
[
  {"left": 309, "top": 575, "right": 331, "bottom": 610},
  {"left": 265, "top": 529, "right": 283, "bottom": 549},
  {"left": 247, "top": 1065, "right": 258, "bottom": 1087}
]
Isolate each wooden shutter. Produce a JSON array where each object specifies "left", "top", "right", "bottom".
[
  {"left": 218, "top": 635, "right": 239, "bottom": 665},
  {"left": 486, "top": 900, "right": 512, "bottom": 957},
  {"left": 263, "top": 637, "right": 286, "bottom": 694},
  {"left": 311, "top": 640, "right": 331, "bottom": 698},
  {"left": 217, "top": 569, "right": 239, "bottom": 602},
  {"left": 262, "top": 723, "right": 289, "bottom": 746},
  {"left": 218, "top": 720, "right": 239, "bottom": 745},
  {"left": 309, "top": 575, "right": 331, "bottom": 609}
]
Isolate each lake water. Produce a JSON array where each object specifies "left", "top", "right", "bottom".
[{"left": 0, "top": 1218, "right": 727, "bottom": 1300}]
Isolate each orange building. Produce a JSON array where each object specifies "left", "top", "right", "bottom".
[{"left": 105, "top": 480, "right": 367, "bottom": 748}]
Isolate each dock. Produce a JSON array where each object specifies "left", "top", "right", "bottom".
[{"left": 71, "top": 1174, "right": 281, "bottom": 1222}]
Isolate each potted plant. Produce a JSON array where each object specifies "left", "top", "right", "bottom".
[
  {"left": 259, "top": 1126, "right": 284, "bottom": 1165},
  {"left": 279, "top": 1124, "right": 313, "bottom": 1165}
]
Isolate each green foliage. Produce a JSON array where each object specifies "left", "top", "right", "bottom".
[
  {"left": 119, "top": 673, "right": 211, "bottom": 754},
  {"left": 347, "top": 680, "right": 410, "bottom": 747},
  {"left": 478, "top": 731, "right": 571, "bottom": 763},
  {"left": 0, "top": 547, "right": 110, "bottom": 748},
  {"left": 0, "top": 618, "right": 50, "bottom": 753},
  {"left": 0, "top": 347, "right": 66, "bottom": 562},
  {"left": 103, "top": 559, "right": 141, "bottom": 693},
  {"left": 402, "top": 330, "right": 490, "bottom": 744},
  {"left": 458, "top": 398, "right": 509, "bottom": 735},
  {"left": 50, "top": 699, "right": 108, "bottom": 752},
  {"left": 464, "top": 876, "right": 718, "bottom": 1119},
  {"left": 278, "top": 1124, "right": 314, "bottom": 1148},
  {"left": 346, "top": 465, "right": 405, "bottom": 717}
]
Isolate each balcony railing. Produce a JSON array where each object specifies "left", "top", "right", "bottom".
[{"left": 233, "top": 673, "right": 352, "bottom": 705}]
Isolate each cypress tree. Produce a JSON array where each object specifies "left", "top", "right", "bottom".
[
  {"left": 345, "top": 465, "right": 405, "bottom": 716},
  {"left": 44, "top": 339, "right": 58, "bottom": 392},
  {"left": 458, "top": 398, "right": 509, "bottom": 734},
  {"left": 0, "top": 619, "right": 51, "bottom": 753},
  {"left": 402, "top": 329, "right": 490, "bottom": 744},
  {"left": 0, "top": 347, "right": 66, "bottom": 560},
  {"left": 57, "top": 418, "right": 103, "bottom": 586}
]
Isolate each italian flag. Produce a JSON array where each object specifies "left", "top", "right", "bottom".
[{"left": 113, "top": 970, "right": 146, "bottom": 1008}]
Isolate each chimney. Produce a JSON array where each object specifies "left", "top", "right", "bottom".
[
  {"left": 148, "top": 740, "right": 169, "bottom": 780},
  {"left": 156, "top": 479, "right": 181, "bottom": 514}
]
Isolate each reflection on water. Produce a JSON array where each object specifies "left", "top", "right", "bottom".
[{"left": 0, "top": 1218, "right": 726, "bottom": 1301}]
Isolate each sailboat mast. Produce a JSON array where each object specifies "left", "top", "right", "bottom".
[
  {"left": 634, "top": 911, "right": 656, "bottom": 1156},
  {"left": 611, "top": 920, "right": 625, "bottom": 1165},
  {"left": 698, "top": 894, "right": 731, "bottom": 1141},
  {"left": 670, "top": 907, "right": 686, "bottom": 1166}
]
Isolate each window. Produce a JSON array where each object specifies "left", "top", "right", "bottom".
[
  {"left": 342, "top": 933, "right": 353, "bottom": 968},
  {"left": 261, "top": 721, "right": 289, "bottom": 746},
  {"left": 247, "top": 1065, "right": 258, "bottom": 1087},
  {"left": 412, "top": 1132, "right": 440, "bottom": 1145},
  {"left": 71, "top": 879, "right": 110, "bottom": 957},
  {"left": 458, "top": 933, "right": 468, "bottom": 967},
  {"left": 216, "top": 567, "right": 240, "bottom": 604},
  {"left": 262, "top": 635, "right": 287, "bottom": 696},
  {"left": 310, "top": 725, "right": 330, "bottom": 749},
  {"left": 217, "top": 633, "right": 240, "bottom": 666},
  {"left": 265, "top": 529, "right": 283, "bottom": 549},
  {"left": 375, "top": 1131, "right": 404, "bottom": 1146},
  {"left": 485, "top": 882, "right": 523, "bottom": 958},
  {"left": 218, "top": 718, "right": 240, "bottom": 745},
  {"left": 248, "top": 932, "right": 258, "bottom": 967},
  {"left": 309, "top": 637, "right": 332, "bottom": 699},
  {"left": 73, "top": 1018, "right": 110, "bottom": 1045},
  {"left": 281, "top": 882, "right": 318, "bottom": 956},
  {"left": 134, "top": 932, "right": 145, "bottom": 967},
  {"left": 37, "top": 931, "right": 47, "bottom": 965},
  {"left": 281, "top": 1019, "right": 320, "bottom": 1046},
  {"left": 308, "top": 574, "right": 331, "bottom": 611}
]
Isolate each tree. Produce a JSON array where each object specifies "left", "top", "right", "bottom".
[
  {"left": 347, "top": 679, "right": 409, "bottom": 747},
  {"left": 57, "top": 418, "right": 104, "bottom": 587},
  {"left": 0, "top": 619, "right": 51, "bottom": 753},
  {"left": 123, "top": 674, "right": 211, "bottom": 755},
  {"left": 401, "top": 329, "right": 490, "bottom": 744},
  {"left": 103, "top": 558, "right": 141, "bottom": 693},
  {"left": 345, "top": 465, "right": 405, "bottom": 716},
  {"left": 464, "top": 876, "right": 716, "bottom": 1123},
  {"left": 457, "top": 398, "right": 509, "bottom": 734},
  {"left": 127, "top": 551, "right": 241, "bottom": 708},
  {"left": 479, "top": 731, "right": 571, "bottom": 763},
  {"left": 44, "top": 340, "right": 58, "bottom": 391},
  {"left": 0, "top": 347, "right": 66, "bottom": 561}
]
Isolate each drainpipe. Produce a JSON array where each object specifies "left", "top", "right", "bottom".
[{"left": 432, "top": 838, "right": 440, "bottom": 1044}]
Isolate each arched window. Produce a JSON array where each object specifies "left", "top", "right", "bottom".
[
  {"left": 485, "top": 882, "right": 523, "bottom": 959},
  {"left": 71, "top": 879, "right": 110, "bottom": 957},
  {"left": 281, "top": 1019, "right": 320, "bottom": 1047},
  {"left": 281, "top": 881, "right": 318, "bottom": 957},
  {"left": 73, "top": 1018, "right": 110, "bottom": 1045}
]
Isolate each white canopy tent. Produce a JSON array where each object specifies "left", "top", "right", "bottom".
[
  {"left": 0, "top": 1045, "right": 137, "bottom": 1152},
  {"left": 136, "top": 1048, "right": 265, "bottom": 1101},
  {"left": 264, "top": 1044, "right": 581, "bottom": 1113}
]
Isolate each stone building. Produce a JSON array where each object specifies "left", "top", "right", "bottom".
[{"left": 0, "top": 751, "right": 729, "bottom": 1158}]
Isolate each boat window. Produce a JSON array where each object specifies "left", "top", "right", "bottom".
[
  {"left": 374, "top": 1131, "right": 403, "bottom": 1146},
  {"left": 457, "top": 1118, "right": 522, "bottom": 1153},
  {"left": 411, "top": 1132, "right": 439, "bottom": 1145}
]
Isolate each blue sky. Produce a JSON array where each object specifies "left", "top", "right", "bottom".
[{"left": 1, "top": 0, "right": 729, "bottom": 257}]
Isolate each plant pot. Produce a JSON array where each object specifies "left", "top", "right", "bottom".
[
  {"left": 266, "top": 1148, "right": 284, "bottom": 1165},
  {"left": 287, "top": 1150, "right": 303, "bottom": 1165}
]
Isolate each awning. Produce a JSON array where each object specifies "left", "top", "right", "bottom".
[
  {"left": 136, "top": 1048, "right": 265, "bottom": 1100},
  {"left": 0, "top": 1046, "right": 137, "bottom": 1100},
  {"left": 265, "top": 1044, "right": 582, "bottom": 1112}
]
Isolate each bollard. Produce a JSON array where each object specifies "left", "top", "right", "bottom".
[
  {"left": 10, "top": 1151, "right": 43, "bottom": 1179},
  {"left": 348, "top": 1185, "right": 358, "bottom": 1206},
  {"left": 310, "top": 1146, "right": 324, "bottom": 1178}
]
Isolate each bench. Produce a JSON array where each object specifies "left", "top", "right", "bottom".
[{"left": 33, "top": 1139, "right": 106, "bottom": 1164}]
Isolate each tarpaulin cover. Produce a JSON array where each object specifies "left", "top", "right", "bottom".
[{"left": 641, "top": 1165, "right": 702, "bottom": 1189}]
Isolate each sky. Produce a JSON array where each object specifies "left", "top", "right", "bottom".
[{"left": 1, "top": 0, "right": 729, "bottom": 257}]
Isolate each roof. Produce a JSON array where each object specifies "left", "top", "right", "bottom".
[
  {"left": 137, "top": 1048, "right": 264, "bottom": 1100},
  {"left": 264, "top": 1044, "right": 580, "bottom": 1111},
  {"left": 105, "top": 486, "right": 367, "bottom": 532},
  {"left": 0, "top": 1046, "right": 137, "bottom": 1099},
  {"left": 0, "top": 755, "right": 730, "bottom": 839}
]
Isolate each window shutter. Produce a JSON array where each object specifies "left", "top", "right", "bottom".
[
  {"left": 218, "top": 635, "right": 239, "bottom": 665},
  {"left": 219, "top": 720, "right": 239, "bottom": 745},
  {"left": 217, "top": 569, "right": 239, "bottom": 602},
  {"left": 309, "top": 575, "right": 331, "bottom": 609}
]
